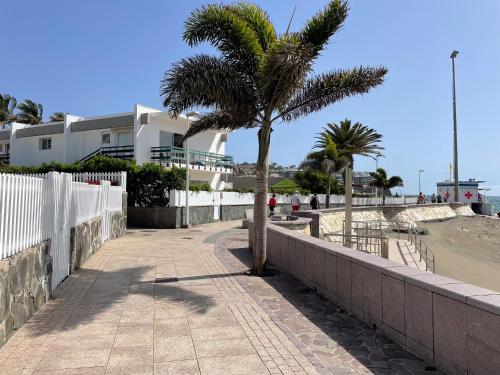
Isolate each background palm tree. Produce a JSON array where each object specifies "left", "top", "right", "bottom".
[
  {"left": 300, "top": 134, "right": 347, "bottom": 208},
  {"left": 160, "top": 0, "right": 387, "bottom": 273},
  {"left": 49, "top": 112, "right": 65, "bottom": 122},
  {"left": 16, "top": 99, "right": 43, "bottom": 125},
  {"left": 0, "top": 94, "right": 18, "bottom": 128},
  {"left": 316, "top": 119, "right": 383, "bottom": 239},
  {"left": 370, "top": 168, "right": 403, "bottom": 205}
]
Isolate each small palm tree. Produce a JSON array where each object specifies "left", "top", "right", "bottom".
[
  {"left": 16, "top": 99, "right": 44, "bottom": 125},
  {"left": 49, "top": 112, "right": 65, "bottom": 122},
  {"left": 161, "top": 1, "right": 387, "bottom": 273},
  {"left": 317, "top": 119, "right": 383, "bottom": 236},
  {"left": 370, "top": 168, "right": 403, "bottom": 205},
  {"left": 0, "top": 94, "right": 18, "bottom": 128},
  {"left": 300, "top": 134, "right": 347, "bottom": 208}
]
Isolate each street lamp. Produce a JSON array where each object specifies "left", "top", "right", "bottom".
[
  {"left": 450, "top": 50, "right": 459, "bottom": 202},
  {"left": 418, "top": 169, "right": 424, "bottom": 194},
  {"left": 183, "top": 111, "right": 199, "bottom": 228}
]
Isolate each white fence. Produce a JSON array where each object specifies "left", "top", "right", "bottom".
[
  {"left": 169, "top": 190, "right": 417, "bottom": 207},
  {"left": 0, "top": 172, "right": 124, "bottom": 290},
  {"left": 21, "top": 171, "right": 127, "bottom": 192}
]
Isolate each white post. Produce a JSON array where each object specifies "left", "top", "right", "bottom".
[{"left": 184, "top": 116, "right": 190, "bottom": 228}]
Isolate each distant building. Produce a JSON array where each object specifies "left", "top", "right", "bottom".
[
  {"left": 336, "top": 171, "right": 375, "bottom": 195},
  {"left": 436, "top": 179, "right": 484, "bottom": 203},
  {"left": 0, "top": 104, "right": 232, "bottom": 189}
]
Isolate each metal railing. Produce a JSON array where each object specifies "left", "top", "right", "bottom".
[
  {"left": 150, "top": 146, "right": 234, "bottom": 170},
  {"left": 324, "top": 219, "right": 435, "bottom": 272},
  {"left": 0, "top": 154, "right": 9, "bottom": 164},
  {"left": 80, "top": 145, "right": 134, "bottom": 162}
]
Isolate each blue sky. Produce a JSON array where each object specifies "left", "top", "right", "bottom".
[{"left": 2, "top": 0, "right": 499, "bottom": 195}]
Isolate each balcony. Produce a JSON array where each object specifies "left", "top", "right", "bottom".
[
  {"left": 0, "top": 154, "right": 9, "bottom": 165},
  {"left": 150, "top": 146, "right": 233, "bottom": 173},
  {"left": 81, "top": 145, "right": 134, "bottom": 162}
]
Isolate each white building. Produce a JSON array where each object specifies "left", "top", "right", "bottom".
[
  {"left": 0, "top": 104, "right": 232, "bottom": 189},
  {"left": 436, "top": 179, "right": 484, "bottom": 203}
]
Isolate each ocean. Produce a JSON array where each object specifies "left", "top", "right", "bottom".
[{"left": 488, "top": 196, "right": 500, "bottom": 214}]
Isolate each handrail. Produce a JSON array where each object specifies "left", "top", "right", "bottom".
[
  {"left": 151, "top": 146, "right": 233, "bottom": 168},
  {"left": 80, "top": 145, "right": 134, "bottom": 162}
]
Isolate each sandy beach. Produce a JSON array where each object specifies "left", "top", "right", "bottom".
[{"left": 419, "top": 216, "right": 500, "bottom": 292}]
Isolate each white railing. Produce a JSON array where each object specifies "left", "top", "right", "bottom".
[
  {"left": 169, "top": 190, "right": 417, "bottom": 207},
  {"left": 0, "top": 172, "right": 125, "bottom": 290}
]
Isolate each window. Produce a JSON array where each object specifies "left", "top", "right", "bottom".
[
  {"left": 160, "top": 131, "right": 184, "bottom": 148},
  {"left": 39, "top": 138, "right": 51, "bottom": 150},
  {"left": 0, "top": 144, "right": 3, "bottom": 153},
  {"left": 5, "top": 143, "right": 9, "bottom": 153},
  {"left": 173, "top": 133, "right": 184, "bottom": 148},
  {"left": 102, "top": 132, "right": 111, "bottom": 144}
]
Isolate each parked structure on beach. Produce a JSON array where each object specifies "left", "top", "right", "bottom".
[
  {"left": 437, "top": 178, "right": 492, "bottom": 215},
  {"left": 0, "top": 104, "right": 232, "bottom": 189}
]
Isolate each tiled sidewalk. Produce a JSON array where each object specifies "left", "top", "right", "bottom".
[
  {"left": 0, "top": 222, "right": 318, "bottom": 375},
  {"left": 0, "top": 222, "right": 437, "bottom": 374}
]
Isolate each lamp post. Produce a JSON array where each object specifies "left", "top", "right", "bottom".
[
  {"left": 418, "top": 169, "right": 424, "bottom": 194},
  {"left": 450, "top": 50, "right": 459, "bottom": 202},
  {"left": 183, "top": 111, "right": 199, "bottom": 228}
]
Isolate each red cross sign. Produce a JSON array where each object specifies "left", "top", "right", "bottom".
[{"left": 465, "top": 191, "right": 473, "bottom": 200}]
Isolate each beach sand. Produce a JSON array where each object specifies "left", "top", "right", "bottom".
[{"left": 419, "top": 216, "right": 500, "bottom": 292}]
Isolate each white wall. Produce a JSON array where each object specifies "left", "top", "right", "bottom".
[{"left": 11, "top": 130, "right": 65, "bottom": 166}]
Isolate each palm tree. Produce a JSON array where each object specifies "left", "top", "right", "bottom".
[
  {"left": 160, "top": 1, "right": 388, "bottom": 273},
  {"left": 0, "top": 94, "right": 18, "bottom": 128},
  {"left": 300, "top": 134, "right": 347, "bottom": 208},
  {"left": 370, "top": 168, "right": 403, "bottom": 205},
  {"left": 49, "top": 112, "right": 65, "bottom": 122},
  {"left": 16, "top": 99, "right": 43, "bottom": 125},
  {"left": 317, "top": 119, "right": 383, "bottom": 238}
]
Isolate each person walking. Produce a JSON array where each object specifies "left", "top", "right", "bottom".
[
  {"left": 291, "top": 192, "right": 301, "bottom": 212},
  {"left": 431, "top": 194, "right": 436, "bottom": 203},
  {"left": 437, "top": 194, "right": 442, "bottom": 203},
  {"left": 310, "top": 194, "right": 319, "bottom": 210},
  {"left": 418, "top": 192, "right": 424, "bottom": 204},
  {"left": 268, "top": 194, "right": 277, "bottom": 216}
]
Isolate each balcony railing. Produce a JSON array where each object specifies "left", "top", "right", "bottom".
[
  {"left": 150, "top": 146, "right": 233, "bottom": 172},
  {"left": 80, "top": 145, "right": 134, "bottom": 162},
  {"left": 0, "top": 154, "right": 9, "bottom": 164}
]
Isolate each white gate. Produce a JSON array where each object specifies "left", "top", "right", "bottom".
[
  {"left": 45, "top": 172, "right": 73, "bottom": 290},
  {"left": 213, "top": 192, "right": 221, "bottom": 220},
  {"left": 100, "top": 181, "right": 111, "bottom": 241}
]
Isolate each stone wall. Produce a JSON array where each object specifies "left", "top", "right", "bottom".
[
  {"left": 258, "top": 224, "right": 500, "bottom": 374},
  {"left": 70, "top": 217, "right": 102, "bottom": 273},
  {"left": 0, "top": 241, "right": 52, "bottom": 348},
  {"left": 295, "top": 203, "right": 474, "bottom": 238}
]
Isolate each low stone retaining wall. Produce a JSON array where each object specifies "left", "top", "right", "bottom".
[
  {"left": 256, "top": 224, "right": 500, "bottom": 374},
  {"left": 295, "top": 203, "right": 473, "bottom": 238},
  {"left": 0, "top": 241, "right": 52, "bottom": 347}
]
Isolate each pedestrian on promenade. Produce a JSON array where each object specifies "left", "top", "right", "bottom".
[
  {"left": 418, "top": 192, "right": 424, "bottom": 204},
  {"left": 310, "top": 194, "right": 319, "bottom": 210},
  {"left": 268, "top": 194, "right": 277, "bottom": 216},
  {"left": 431, "top": 194, "right": 436, "bottom": 203},
  {"left": 437, "top": 194, "right": 442, "bottom": 203},
  {"left": 291, "top": 192, "right": 301, "bottom": 212}
]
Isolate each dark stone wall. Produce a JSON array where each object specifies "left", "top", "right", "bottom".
[
  {"left": 0, "top": 241, "right": 52, "bottom": 348},
  {"left": 128, "top": 206, "right": 215, "bottom": 229}
]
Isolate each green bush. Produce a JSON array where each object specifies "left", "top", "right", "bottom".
[
  {"left": 190, "top": 182, "right": 212, "bottom": 192},
  {"left": 223, "top": 186, "right": 255, "bottom": 193},
  {"left": 294, "top": 170, "right": 343, "bottom": 195}
]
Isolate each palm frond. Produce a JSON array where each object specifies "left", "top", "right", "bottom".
[
  {"left": 0, "top": 94, "right": 18, "bottom": 125},
  {"left": 300, "top": 0, "right": 348, "bottom": 57},
  {"left": 258, "top": 34, "right": 314, "bottom": 110},
  {"left": 160, "top": 54, "right": 258, "bottom": 116},
  {"left": 279, "top": 66, "right": 387, "bottom": 121},
  {"left": 16, "top": 99, "right": 43, "bottom": 125},
  {"left": 184, "top": 110, "right": 258, "bottom": 139},
  {"left": 183, "top": 4, "right": 263, "bottom": 75},
  {"left": 228, "top": 3, "right": 276, "bottom": 52},
  {"left": 49, "top": 112, "right": 65, "bottom": 122}
]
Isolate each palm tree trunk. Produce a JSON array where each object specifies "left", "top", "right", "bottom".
[
  {"left": 253, "top": 121, "right": 272, "bottom": 274},
  {"left": 382, "top": 189, "right": 386, "bottom": 205},
  {"left": 344, "top": 163, "right": 353, "bottom": 248},
  {"left": 326, "top": 174, "right": 331, "bottom": 209}
]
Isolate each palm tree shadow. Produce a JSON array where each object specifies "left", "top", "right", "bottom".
[
  {"left": 222, "top": 244, "right": 437, "bottom": 374},
  {"left": 16, "top": 265, "right": 217, "bottom": 339}
]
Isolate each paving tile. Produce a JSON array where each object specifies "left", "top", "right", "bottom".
[
  {"left": 33, "top": 367, "right": 107, "bottom": 374},
  {"left": 106, "top": 346, "right": 153, "bottom": 374},
  {"left": 191, "top": 325, "right": 247, "bottom": 343},
  {"left": 195, "top": 338, "right": 257, "bottom": 358},
  {"left": 154, "top": 318, "right": 191, "bottom": 337},
  {"left": 198, "top": 354, "right": 269, "bottom": 375},
  {"left": 154, "top": 360, "right": 200, "bottom": 375},
  {"left": 154, "top": 335, "right": 196, "bottom": 362},
  {"left": 113, "top": 325, "right": 153, "bottom": 348},
  {"left": 36, "top": 349, "right": 111, "bottom": 370}
]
